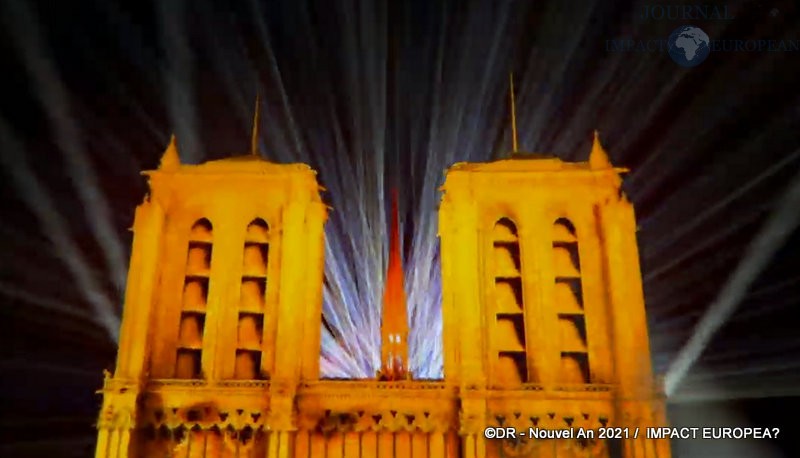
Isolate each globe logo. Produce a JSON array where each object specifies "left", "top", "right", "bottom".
[{"left": 668, "top": 26, "right": 710, "bottom": 67}]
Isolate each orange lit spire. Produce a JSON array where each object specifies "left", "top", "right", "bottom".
[{"left": 378, "top": 189, "right": 410, "bottom": 380}]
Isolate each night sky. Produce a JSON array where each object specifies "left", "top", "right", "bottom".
[{"left": 0, "top": 0, "right": 799, "bottom": 456}]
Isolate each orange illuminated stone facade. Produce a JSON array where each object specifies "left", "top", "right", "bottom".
[{"left": 95, "top": 133, "right": 671, "bottom": 458}]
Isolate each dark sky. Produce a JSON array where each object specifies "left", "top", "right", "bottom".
[{"left": 0, "top": 0, "right": 799, "bottom": 456}]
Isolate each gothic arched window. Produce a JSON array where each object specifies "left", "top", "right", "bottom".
[
  {"left": 492, "top": 217, "right": 529, "bottom": 385},
  {"left": 175, "top": 218, "right": 213, "bottom": 379},
  {"left": 553, "top": 217, "right": 590, "bottom": 384},
  {"left": 235, "top": 218, "right": 269, "bottom": 380}
]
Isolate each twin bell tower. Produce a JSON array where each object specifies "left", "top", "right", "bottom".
[{"left": 95, "top": 96, "right": 670, "bottom": 458}]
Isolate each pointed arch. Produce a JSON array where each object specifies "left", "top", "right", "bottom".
[
  {"left": 553, "top": 217, "right": 576, "bottom": 241},
  {"left": 189, "top": 218, "right": 213, "bottom": 241},
  {"left": 492, "top": 217, "right": 519, "bottom": 242},
  {"left": 492, "top": 216, "right": 529, "bottom": 385},
  {"left": 552, "top": 216, "right": 590, "bottom": 384},
  {"left": 245, "top": 218, "right": 269, "bottom": 242},
  {"left": 235, "top": 217, "right": 271, "bottom": 380},
  {"left": 176, "top": 218, "right": 214, "bottom": 379}
]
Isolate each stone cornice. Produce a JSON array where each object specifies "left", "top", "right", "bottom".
[{"left": 98, "top": 378, "right": 666, "bottom": 436}]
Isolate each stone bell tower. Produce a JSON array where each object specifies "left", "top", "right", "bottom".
[
  {"left": 94, "top": 137, "right": 327, "bottom": 457},
  {"left": 438, "top": 132, "right": 671, "bottom": 457}
]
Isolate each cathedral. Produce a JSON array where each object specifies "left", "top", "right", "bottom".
[{"left": 94, "top": 123, "right": 671, "bottom": 457}]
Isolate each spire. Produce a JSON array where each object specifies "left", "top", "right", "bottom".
[
  {"left": 250, "top": 92, "right": 261, "bottom": 156},
  {"left": 509, "top": 73, "right": 519, "bottom": 154},
  {"left": 378, "top": 188, "right": 410, "bottom": 381},
  {"left": 589, "top": 130, "right": 613, "bottom": 169},
  {"left": 159, "top": 134, "right": 181, "bottom": 171}
]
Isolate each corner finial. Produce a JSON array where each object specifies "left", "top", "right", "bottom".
[
  {"left": 159, "top": 134, "right": 181, "bottom": 171},
  {"left": 589, "top": 130, "right": 613, "bottom": 169},
  {"left": 250, "top": 92, "right": 261, "bottom": 156},
  {"left": 509, "top": 73, "right": 519, "bottom": 154}
]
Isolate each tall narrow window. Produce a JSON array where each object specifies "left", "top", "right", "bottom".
[
  {"left": 492, "top": 217, "right": 529, "bottom": 385},
  {"left": 553, "top": 218, "right": 590, "bottom": 384},
  {"left": 235, "top": 218, "right": 269, "bottom": 380},
  {"left": 175, "top": 219, "right": 212, "bottom": 379}
]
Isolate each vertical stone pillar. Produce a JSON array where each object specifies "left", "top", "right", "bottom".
[
  {"left": 95, "top": 393, "right": 136, "bottom": 458},
  {"left": 116, "top": 199, "right": 165, "bottom": 379},
  {"left": 600, "top": 195, "right": 662, "bottom": 458},
  {"left": 438, "top": 200, "right": 460, "bottom": 382},
  {"left": 300, "top": 201, "right": 327, "bottom": 380},
  {"left": 600, "top": 195, "right": 654, "bottom": 397},
  {"left": 459, "top": 396, "right": 488, "bottom": 458},
  {"left": 206, "top": 212, "right": 242, "bottom": 381},
  {"left": 94, "top": 428, "right": 110, "bottom": 458},
  {"left": 117, "top": 429, "right": 132, "bottom": 458},
  {"left": 148, "top": 214, "right": 188, "bottom": 379},
  {"left": 450, "top": 198, "right": 485, "bottom": 388},
  {"left": 101, "top": 236, "right": 145, "bottom": 458},
  {"left": 267, "top": 391, "right": 297, "bottom": 458},
  {"left": 575, "top": 205, "right": 614, "bottom": 384},
  {"left": 652, "top": 395, "right": 672, "bottom": 458},
  {"left": 270, "top": 194, "right": 306, "bottom": 458},
  {"left": 443, "top": 174, "right": 489, "bottom": 458},
  {"left": 274, "top": 199, "right": 307, "bottom": 382},
  {"left": 519, "top": 206, "right": 556, "bottom": 385}
]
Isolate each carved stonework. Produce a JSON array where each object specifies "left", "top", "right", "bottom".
[
  {"left": 266, "top": 398, "right": 297, "bottom": 431},
  {"left": 458, "top": 409, "right": 484, "bottom": 436},
  {"left": 498, "top": 436, "right": 540, "bottom": 458},
  {"left": 618, "top": 411, "right": 644, "bottom": 429},
  {"left": 114, "top": 407, "right": 135, "bottom": 430},
  {"left": 305, "top": 409, "right": 454, "bottom": 434},
  {"left": 297, "top": 380, "right": 453, "bottom": 396},
  {"left": 97, "top": 405, "right": 115, "bottom": 430},
  {"left": 495, "top": 437, "right": 607, "bottom": 458},
  {"left": 97, "top": 404, "right": 136, "bottom": 430},
  {"left": 140, "top": 404, "right": 267, "bottom": 432},
  {"left": 270, "top": 380, "right": 295, "bottom": 398},
  {"left": 490, "top": 411, "right": 613, "bottom": 432},
  {"left": 100, "top": 375, "right": 138, "bottom": 395},
  {"left": 561, "top": 437, "right": 608, "bottom": 457},
  {"left": 139, "top": 424, "right": 267, "bottom": 457}
]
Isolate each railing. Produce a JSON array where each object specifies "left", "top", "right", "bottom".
[
  {"left": 146, "top": 379, "right": 270, "bottom": 389},
  {"left": 138, "top": 379, "right": 452, "bottom": 398},
  {"left": 147, "top": 379, "right": 208, "bottom": 388},
  {"left": 216, "top": 380, "right": 271, "bottom": 388},
  {"left": 482, "top": 383, "right": 614, "bottom": 392},
  {"left": 299, "top": 380, "right": 451, "bottom": 391},
  {"left": 139, "top": 379, "right": 616, "bottom": 394}
]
